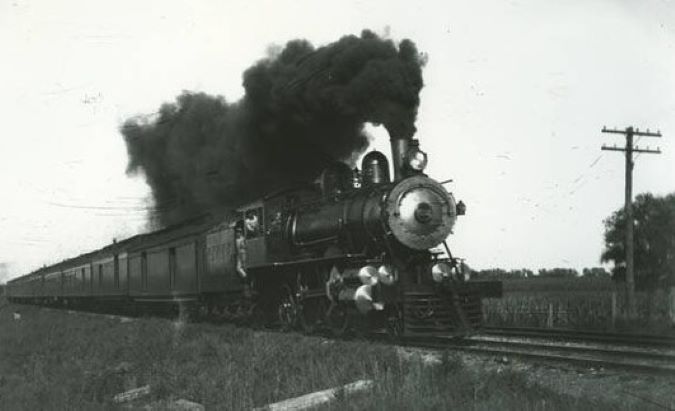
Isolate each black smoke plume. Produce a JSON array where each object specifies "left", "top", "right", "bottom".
[{"left": 121, "top": 30, "right": 425, "bottom": 227}]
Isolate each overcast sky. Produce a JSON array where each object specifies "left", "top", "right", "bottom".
[{"left": 1, "top": 0, "right": 674, "bottom": 280}]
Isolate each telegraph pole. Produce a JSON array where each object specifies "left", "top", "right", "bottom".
[{"left": 601, "top": 126, "right": 662, "bottom": 318}]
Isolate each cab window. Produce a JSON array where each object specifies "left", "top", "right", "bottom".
[{"left": 244, "top": 207, "right": 263, "bottom": 239}]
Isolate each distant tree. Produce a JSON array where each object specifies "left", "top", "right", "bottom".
[
  {"left": 601, "top": 192, "right": 675, "bottom": 290},
  {"left": 537, "top": 268, "right": 579, "bottom": 278},
  {"left": 470, "top": 268, "right": 507, "bottom": 281},
  {"left": 470, "top": 268, "right": 535, "bottom": 281},
  {"left": 581, "top": 267, "right": 611, "bottom": 279},
  {"left": 519, "top": 269, "right": 536, "bottom": 278}
]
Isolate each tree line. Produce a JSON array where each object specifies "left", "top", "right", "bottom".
[
  {"left": 469, "top": 267, "right": 609, "bottom": 281},
  {"left": 469, "top": 192, "right": 675, "bottom": 291}
]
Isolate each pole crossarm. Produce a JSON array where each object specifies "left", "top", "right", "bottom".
[
  {"left": 602, "top": 126, "right": 662, "bottom": 138},
  {"left": 633, "top": 147, "right": 662, "bottom": 154},
  {"left": 601, "top": 127, "right": 629, "bottom": 135},
  {"left": 601, "top": 145, "right": 662, "bottom": 154},
  {"left": 634, "top": 131, "right": 662, "bottom": 137},
  {"left": 601, "top": 146, "right": 626, "bottom": 152}
]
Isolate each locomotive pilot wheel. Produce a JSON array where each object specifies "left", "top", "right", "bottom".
[{"left": 386, "top": 305, "right": 405, "bottom": 340}]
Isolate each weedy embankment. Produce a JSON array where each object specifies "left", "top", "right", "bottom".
[{"left": 0, "top": 301, "right": 614, "bottom": 410}]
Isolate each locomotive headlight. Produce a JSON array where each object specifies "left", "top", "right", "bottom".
[
  {"left": 407, "top": 149, "right": 428, "bottom": 172},
  {"left": 431, "top": 262, "right": 453, "bottom": 283},
  {"left": 377, "top": 264, "right": 397, "bottom": 286},
  {"left": 358, "top": 265, "right": 379, "bottom": 285}
]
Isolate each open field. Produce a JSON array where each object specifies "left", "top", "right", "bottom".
[
  {"left": 0, "top": 299, "right": 622, "bottom": 410},
  {"left": 481, "top": 279, "right": 675, "bottom": 333}
]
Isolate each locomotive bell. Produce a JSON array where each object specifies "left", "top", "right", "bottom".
[{"left": 385, "top": 175, "right": 457, "bottom": 250}]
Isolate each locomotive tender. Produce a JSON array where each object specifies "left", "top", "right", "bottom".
[{"left": 7, "top": 135, "right": 501, "bottom": 337}]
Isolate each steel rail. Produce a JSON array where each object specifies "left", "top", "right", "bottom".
[
  {"left": 468, "top": 338, "right": 675, "bottom": 362},
  {"left": 403, "top": 336, "right": 675, "bottom": 377},
  {"left": 482, "top": 326, "right": 675, "bottom": 348}
]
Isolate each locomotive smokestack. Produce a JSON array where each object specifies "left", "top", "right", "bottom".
[
  {"left": 390, "top": 135, "right": 409, "bottom": 181},
  {"left": 384, "top": 100, "right": 421, "bottom": 181}
]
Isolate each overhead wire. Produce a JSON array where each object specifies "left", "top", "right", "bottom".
[{"left": 568, "top": 152, "right": 604, "bottom": 196}]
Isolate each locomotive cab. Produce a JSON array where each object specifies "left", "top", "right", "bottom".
[{"left": 239, "top": 202, "right": 266, "bottom": 265}]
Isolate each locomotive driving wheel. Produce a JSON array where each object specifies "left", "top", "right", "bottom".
[
  {"left": 277, "top": 284, "right": 299, "bottom": 331},
  {"left": 299, "top": 297, "right": 327, "bottom": 334},
  {"left": 325, "top": 303, "right": 349, "bottom": 337}
]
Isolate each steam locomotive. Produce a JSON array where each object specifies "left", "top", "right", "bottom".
[{"left": 7, "top": 135, "right": 501, "bottom": 337}]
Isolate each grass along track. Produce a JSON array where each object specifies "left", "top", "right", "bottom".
[
  {"left": 4, "top": 300, "right": 621, "bottom": 410},
  {"left": 14, "top": 301, "right": 675, "bottom": 377}
]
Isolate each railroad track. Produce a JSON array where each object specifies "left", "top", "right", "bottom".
[
  {"left": 482, "top": 326, "right": 675, "bottom": 348},
  {"left": 403, "top": 333, "right": 675, "bottom": 376}
]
